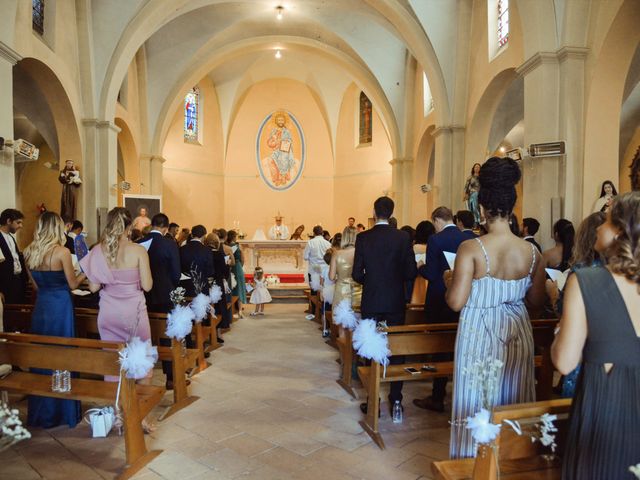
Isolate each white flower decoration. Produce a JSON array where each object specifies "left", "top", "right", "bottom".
[{"left": 466, "top": 408, "right": 501, "bottom": 444}]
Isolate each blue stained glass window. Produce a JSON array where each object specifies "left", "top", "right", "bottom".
[
  {"left": 33, "top": 0, "right": 45, "bottom": 35},
  {"left": 184, "top": 87, "right": 199, "bottom": 142}
]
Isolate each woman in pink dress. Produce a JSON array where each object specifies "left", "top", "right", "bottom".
[{"left": 80, "top": 207, "right": 153, "bottom": 376}]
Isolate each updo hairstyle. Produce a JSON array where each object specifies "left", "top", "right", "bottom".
[
  {"left": 605, "top": 191, "right": 640, "bottom": 292},
  {"left": 101, "top": 207, "right": 132, "bottom": 265},
  {"left": 477, "top": 156, "right": 521, "bottom": 219}
]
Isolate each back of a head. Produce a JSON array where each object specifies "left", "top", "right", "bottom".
[
  {"left": 169, "top": 222, "right": 179, "bottom": 230},
  {"left": 0, "top": 208, "right": 24, "bottom": 226},
  {"left": 204, "top": 232, "right": 220, "bottom": 250},
  {"left": 455, "top": 210, "right": 475, "bottom": 229},
  {"left": 431, "top": 206, "right": 454, "bottom": 223},
  {"left": 151, "top": 213, "right": 169, "bottom": 228},
  {"left": 331, "top": 233, "right": 342, "bottom": 248},
  {"left": 191, "top": 224, "right": 207, "bottom": 238},
  {"left": 553, "top": 218, "right": 575, "bottom": 269},
  {"left": 226, "top": 230, "right": 237, "bottom": 243},
  {"left": 341, "top": 226, "right": 357, "bottom": 248},
  {"left": 415, "top": 220, "right": 436, "bottom": 244},
  {"left": 312, "top": 225, "right": 324, "bottom": 236},
  {"left": 24, "top": 211, "right": 66, "bottom": 269},
  {"left": 71, "top": 220, "right": 83, "bottom": 232},
  {"left": 374, "top": 196, "right": 394, "bottom": 220},
  {"left": 477, "top": 156, "right": 521, "bottom": 219},
  {"left": 571, "top": 211, "right": 606, "bottom": 267},
  {"left": 523, "top": 217, "right": 540, "bottom": 236},
  {"left": 400, "top": 225, "right": 415, "bottom": 241},
  {"left": 605, "top": 191, "right": 640, "bottom": 289},
  {"left": 217, "top": 228, "right": 227, "bottom": 240},
  {"left": 388, "top": 217, "right": 398, "bottom": 229},
  {"left": 101, "top": 207, "right": 133, "bottom": 265}
]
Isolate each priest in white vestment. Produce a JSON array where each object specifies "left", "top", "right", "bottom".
[{"left": 268, "top": 216, "right": 290, "bottom": 240}]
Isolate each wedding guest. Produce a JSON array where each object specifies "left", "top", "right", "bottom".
[
  {"left": 0, "top": 208, "right": 28, "bottom": 303},
  {"left": 545, "top": 211, "right": 605, "bottom": 398},
  {"left": 414, "top": 206, "right": 466, "bottom": 412},
  {"left": 388, "top": 217, "right": 398, "bottom": 229},
  {"left": 455, "top": 210, "right": 477, "bottom": 240},
  {"left": 63, "top": 220, "right": 75, "bottom": 253},
  {"left": 552, "top": 192, "right": 640, "bottom": 479},
  {"left": 409, "top": 220, "right": 435, "bottom": 305},
  {"left": 80, "top": 208, "right": 155, "bottom": 431},
  {"left": 167, "top": 222, "right": 180, "bottom": 242},
  {"left": 323, "top": 230, "right": 331, "bottom": 242},
  {"left": 329, "top": 226, "right": 361, "bottom": 309},
  {"left": 216, "top": 228, "right": 235, "bottom": 326},
  {"left": 226, "top": 230, "right": 247, "bottom": 318},
  {"left": 25, "top": 212, "right": 86, "bottom": 428},
  {"left": 445, "top": 157, "right": 546, "bottom": 458},
  {"left": 592, "top": 179, "right": 617, "bottom": 213},
  {"left": 353, "top": 196, "right": 417, "bottom": 415},
  {"left": 130, "top": 229, "right": 143, "bottom": 242},
  {"left": 69, "top": 220, "right": 89, "bottom": 260},
  {"left": 249, "top": 267, "right": 272, "bottom": 316},
  {"left": 464, "top": 163, "right": 482, "bottom": 226},
  {"left": 177, "top": 228, "right": 190, "bottom": 246},
  {"left": 356, "top": 223, "right": 366, "bottom": 233},
  {"left": 542, "top": 219, "right": 575, "bottom": 271},
  {"left": 304, "top": 225, "right": 331, "bottom": 317},
  {"left": 132, "top": 206, "right": 151, "bottom": 231},
  {"left": 179, "top": 225, "right": 214, "bottom": 297},
  {"left": 204, "top": 233, "right": 229, "bottom": 341},
  {"left": 290, "top": 225, "right": 305, "bottom": 240},
  {"left": 522, "top": 217, "right": 542, "bottom": 252},
  {"left": 400, "top": 225, "right": 416, "bottom": 243}
]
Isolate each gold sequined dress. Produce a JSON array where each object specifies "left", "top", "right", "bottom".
[{"left": 332, "top": 251, "right": 362, "bottom": 308}]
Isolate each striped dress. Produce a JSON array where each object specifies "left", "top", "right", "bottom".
[{"left": 450, "top": 238, "right": 537, "bottom": 458}]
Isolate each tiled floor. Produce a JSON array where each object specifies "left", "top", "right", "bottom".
[{"left": 1, "top": 304, "right": 451, "bottom": 479}]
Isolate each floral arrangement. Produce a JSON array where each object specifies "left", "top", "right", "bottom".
[
  {"left": 504, "top": 413, "right": 558, "bottom": 454},
  {"left": 265, "top": 274, "right": 280, "bottom": 286},
  {"left": 119, "top": 337, "right": 158, "bottom": 380},
  {"left": 190, "top": 266, "right": 206, "bottom": 295},
  {"left": 0, "top": 403, "right": 30, "bottom": 452},
  {"left": 169, "top": 286, "right": 186, "bottom": 307},
  {"left": 322, "top": 282, "right": 335, "bottom": 304},
  {"left": 166, "top": 305, "right": 195, "bottom": 340},
  {"left": 309, "top": 272, "right": 321, "bottom": 291},
  {"left": 464, "top": 358, "right": 504, "bottom": 446}
]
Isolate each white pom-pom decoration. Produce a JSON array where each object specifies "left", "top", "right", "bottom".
[
  {"left": 322, "top": 283, "right": 335, "bottom": 304},
  {"left": 352, "top": 319, "right": 390, "bottom": 366},
  {"left": 190, "top": 293, "right": 210, "bottom": 323},
  {"left": 333, "top": 299, "right": 359, "bottom": 330},
  {"left": 209, "top": 283, "right": 223, "bottom": 304},
  {"left": 309, "top": 272, "right": 321, "bottom": 291},
  {"left": 166, "top": 305, "right": 195, "bottom": 340},
  {"left": 119, "top": 337, "right": 158, "bottom": 379}
]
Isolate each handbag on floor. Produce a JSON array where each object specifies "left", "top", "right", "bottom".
[{"left": 84, "top": 406, "right": 116, "bottom": 438}]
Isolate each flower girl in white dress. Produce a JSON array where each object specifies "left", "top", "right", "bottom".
[{"left": 249, "top": 267, "right": 272, "bottom": 316}]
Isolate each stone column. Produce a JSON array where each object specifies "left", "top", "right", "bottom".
[
  {"left": 82, "top": 119, "right": 120, "bottom": 242},
  {"left": 0, "top": 42, "right": 22, "bottom": 208},
  {"left": 150, "top": 155, "right": 165, "bottom": 195},
  {"left": 432, "top": 125, "right": 465, "bottom": 212},
  {"left": 139, "top": 154, "right": 165, "bottom": 196}
]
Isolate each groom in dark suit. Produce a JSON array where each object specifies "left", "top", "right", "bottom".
[
  {"left": 179, "top": 224, "right": 214, "bottom": 297},
  {"left": 415, "top": 206, "right": 466, "bottom": 412},
  {"left": 0, "top": 209, "right": 28, "bottom": 304},
  {"left": 352, "top": 196, "right": 417, "bottom": 413}
]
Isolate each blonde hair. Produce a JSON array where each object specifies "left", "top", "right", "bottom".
[
  {"left": 606, "top": 192, "right": 640, "bottom": 292},
  {"left": 204, "top": 232, "right": 220, "bottom": 250},
  {"left": 341, "top": 226, "right": 357, "bottom": 248},
  {"left": 100, "top": 207, "right": 132, "bottom": 266},
  {"left": 24, "top": 212, "right": 66, "bottom": 270}
]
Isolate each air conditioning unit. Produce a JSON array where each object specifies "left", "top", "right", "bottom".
[
  {"left": 13, "top": 139, "right": 40, "bottom": 162},
  {"left": 529, "top": 141, "right": 565, "bottom": 158}
]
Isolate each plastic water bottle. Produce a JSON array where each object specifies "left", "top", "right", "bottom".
[{"left": 392, "top": 400, "right": 403, "bottom": 423}]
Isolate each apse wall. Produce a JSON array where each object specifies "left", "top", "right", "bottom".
[
  {"left": 224, "top": 78, "right": 335, "bottom": 236},
  {"left": 163, "top": 77, "right": 225, "bottom": 231},
  {"left": 334, "top": 84, "right": 392, "bottom": 229}
]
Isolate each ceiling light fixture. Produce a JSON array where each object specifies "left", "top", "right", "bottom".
[
  {"left": 275, "top": 49, "right": 282, "bottom": 59},
  {"left": 276, "top": 6, "right": 284, "bottom": 20}
]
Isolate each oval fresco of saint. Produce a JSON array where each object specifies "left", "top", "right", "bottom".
[{"left": 256, "top": 110, "right": 305, "bottom": 191}]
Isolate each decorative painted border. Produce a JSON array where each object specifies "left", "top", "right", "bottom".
[{"left": 255, "top": 111, "right": 306, "bottom": 191}]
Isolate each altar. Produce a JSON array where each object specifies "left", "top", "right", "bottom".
[{"left": 239, "top": 240, "right": 308, "bottom": 282}]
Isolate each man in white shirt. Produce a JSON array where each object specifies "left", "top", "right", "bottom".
[
  {"left": 303, "top": 225, "right": 331, "bottom": 317},
  {"left": 0, "top": 209, "right": 27, "bottom": 303},
  {"left": 268, "top": 215, "right": 290, "bottom": 240}
]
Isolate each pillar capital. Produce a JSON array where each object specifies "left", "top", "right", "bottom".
[
  {"left": 432, "top": 124, "right": 465, "bottom": 138},
  {"left": 0, "top": 41, "right": 22, "bottom": 65},
  {"left": 82, "top": 118, "right": 121, "bottom": 133}
]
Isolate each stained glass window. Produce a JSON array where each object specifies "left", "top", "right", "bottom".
[
  {"left": 497, "top": 0, "right": 509, "bottom": 47},
  {"left": 184, "top": 87, "right": 199, "bottom": 142},
  {"left": 359, "top": 92, "right": 372, "bottom": 145},
  {"left": 32, "top": 0, "right": 44, "bottom": 35}
]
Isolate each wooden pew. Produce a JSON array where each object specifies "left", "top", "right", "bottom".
[
  {"left": 0, "top": 332, "right": 165, "bottom": 479},
  {"left": 432, "top": 398, "right": 572, "bottom": 480},
  {"left": 358, "top": 319, "right": 557, "bottom": 449},
  {"left": 4, "top": 305, "right": 200, "bottom": 421}
]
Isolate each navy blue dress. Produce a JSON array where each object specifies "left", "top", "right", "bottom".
[{"left": 27, "top": 270, "right": 81, "bottom": 428}]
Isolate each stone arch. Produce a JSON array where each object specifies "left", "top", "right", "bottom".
[
  {"left": 582, "top": 0, "right": 640, "bottom": 212},
  {"left": 114, "top": 117, "right": 141, "bottom": 205},
  {"left": 12, "top": 57, "right": 83, "bottom": 243},
  {"left": 413, "top": 124, "right": 436, "bottom": 222}
]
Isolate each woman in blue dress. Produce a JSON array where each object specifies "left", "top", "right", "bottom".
[
  {"left": 225, "top": 230, "right": 247, "bottom": 318},
  {"left": 23, "top": 212, "right": 86, "bottom": 428}
]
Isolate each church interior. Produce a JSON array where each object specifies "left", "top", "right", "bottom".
[{"left": 1, "top": 1, "right": 640, "bottom": 479}]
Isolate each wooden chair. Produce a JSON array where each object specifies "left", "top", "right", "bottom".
[
  {"left": 358, "top": 319, "right": 557, "bottom": 449},
  {"left": 432, "top": 398, "right": 572, "bottom": 480},
  {"left": 0, "top": 332, "right": 165, "bottom": 479}
]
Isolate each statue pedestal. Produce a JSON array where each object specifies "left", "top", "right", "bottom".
[{"left": 239, "top": 240, "right": 308, "bottom": 281}]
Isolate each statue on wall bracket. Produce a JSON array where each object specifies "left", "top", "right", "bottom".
[{"left": 59, "top": 159, "right": 82, "bottom": 222}]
